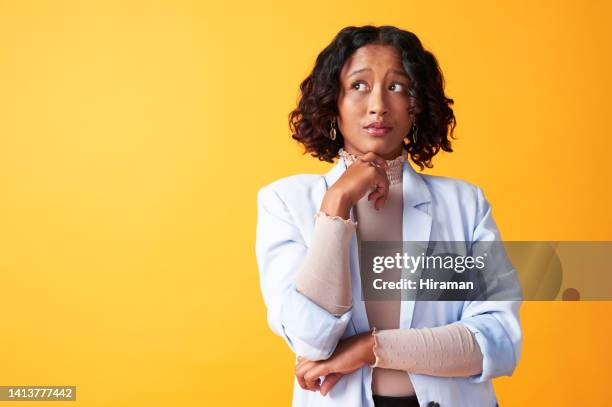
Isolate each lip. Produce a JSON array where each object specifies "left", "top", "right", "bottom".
[
  {"left": 364, "top": 121, "right": 392, "bottom": 129},
  {"left": 364, "top": 127, "right": 392, "bottom": 136},
  {"left": 363, "top": 122, "right": 393, "bottom": 136}
]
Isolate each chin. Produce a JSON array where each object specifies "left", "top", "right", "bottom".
[{"left": 360, "top": 139, "right": 404, "bottom": 157}]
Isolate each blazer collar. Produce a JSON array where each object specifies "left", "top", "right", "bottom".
[{"left": 323, "top": 156, "right": 432, "bottom": 207}]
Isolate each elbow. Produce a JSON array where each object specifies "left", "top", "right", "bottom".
[
  {"left": 267, "top": 287, "right": 354, "bottom": 360},
  {"left": 281, "top": 327, "right": 338, "bottom": 361},
  {"left": 462, "top": 313, "right": 522, "bottom": 383},
  {"left": 267, "top": 310, "right": 344, "bottom": 361}
]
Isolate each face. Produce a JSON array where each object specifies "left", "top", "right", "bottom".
[{"left": 337, "top": 44, "right": 417, "bottom": 160}]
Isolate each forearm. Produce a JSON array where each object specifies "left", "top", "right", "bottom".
[
  {"left": 371, "top": 323, "right": 483, "bottom": 377},
  {"left": 294, "top": 210, "right": 356, "bottom": 316}
]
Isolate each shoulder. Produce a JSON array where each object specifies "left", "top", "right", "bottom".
[
  {"left": 259, "top": 173, "right": 323, "bottom": 194},
  {"left": 257, "top": 173, "right": 327, "bottom": 215},
  {"left": 256, "top": 173, "right": 327, "bottom": 239},
  {"left": 258, "top": 173, "right": 323, "bottom": 200}
]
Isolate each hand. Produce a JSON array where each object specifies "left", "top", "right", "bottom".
[
  {"left": 320, "top": 152, "right": 391, "bottom": 219},
  {"left": 294, "top": 331, "right": 376, "bottom": 396}
]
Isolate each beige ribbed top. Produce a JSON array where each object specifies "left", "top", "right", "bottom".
[{"left": 294, "top": 148, "right": 483, "bottom": 397}]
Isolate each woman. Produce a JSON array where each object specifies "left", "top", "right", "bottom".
[{"left": 255, "top": 25, "right": 521, "bottom": 407}]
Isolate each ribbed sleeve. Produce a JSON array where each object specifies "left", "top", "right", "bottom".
[
  {"left": 371, "top": 323, "right": 484, "bottom": 377},
  {"left": 294, "top": 211, "right": 356, "bottom": 316}
]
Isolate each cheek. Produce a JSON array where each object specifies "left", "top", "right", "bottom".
[
  {"left": 392, "top": 95, "right": 412, "bottom": 109},
  {"left": 391, "top": 99, "right": 415, "bottom": 118},
  {"left": 338, "top": 98, "right": 365, "bottom": 120}
]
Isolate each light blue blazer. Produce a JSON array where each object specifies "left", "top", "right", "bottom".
[{"left": 255, "top": 157, "right": 522, "bottom": 407}]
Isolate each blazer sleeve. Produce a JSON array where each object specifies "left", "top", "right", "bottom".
[
  {"left": 459, "top": 186, "right": 523, "bottom": 383},
  {"left": 255, "top": 184, "right": 353, "bottom": 361}
]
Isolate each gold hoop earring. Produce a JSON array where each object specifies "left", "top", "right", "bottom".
[{"left": 329, "top": 119, "right": 337, "bottom": 141}]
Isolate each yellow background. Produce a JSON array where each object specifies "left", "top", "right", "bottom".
[{"left": 1, "top": 0, "right": 611, "bottom": 405}]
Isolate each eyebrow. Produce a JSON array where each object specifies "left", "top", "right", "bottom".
[{"left": 347, "top": 68, "right": 409, "bottom": 78}]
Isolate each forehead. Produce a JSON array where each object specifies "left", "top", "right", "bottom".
[{"left": 340, "top": 44, "right": 405, "bottom": 77}]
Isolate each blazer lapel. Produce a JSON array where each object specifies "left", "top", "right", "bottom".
[{"left": 400, "top": 160, "right": 433, "bottom": 329}]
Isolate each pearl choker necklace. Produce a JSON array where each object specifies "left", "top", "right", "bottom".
[{"left": 337, "top": 148, "right": 406, "bottom": 185}]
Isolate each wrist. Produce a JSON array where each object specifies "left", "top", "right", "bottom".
[
  {"left": 321, "top": 188, "right": 351, "bottom": 219},
  {"left": 361, "top": 331, "right": 377, "bottom": 366}
]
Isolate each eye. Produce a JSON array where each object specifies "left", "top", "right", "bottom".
[
  {"left": 389, "top": 83, "right": 406, "bottom": 92},
  {"left": 351, "top": 81, "right": 367, "bottom": 91}
]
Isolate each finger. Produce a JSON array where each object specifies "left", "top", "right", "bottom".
[
  {"left": 371, "top": 177, "right": 390, "bottom": 210},
  {"left": 295, "top": 370, "right": 307, "bottom": 390},
  {"left": 374, "top": 195, "right": 387, "bottom": 211},
  {"left": 357, "top": 157, "right": 381, "bottom": 169},
  {"left": 304, "top": 364, "right": 331, "bottom": 389},
  {"left": 370, "top": 164, "right": 390, "bottom": 187},
  {"left": 374, "top": 183, "right": 389, "bottom": 210},
  {"left": 378, "top": 171, "right": 391, "bottom": 195},
  {"left": 367, "top": 180, "right": 386, "bottom": 199},
  {"left": 295, "top": 358, "right": 313, "bottom": 373},
  {"left": 305, "top": 373, "right": 322, "bottom": 391},
  {"left": 360, "top": 152, "right": 389, "bottom": 170},
  {"left": 373, "top": 189, "right": 388, "bottom": 210},
  {"left": 303, "top": 368, "right": 324, "bottom": 391},
  {"left": 320, "top": 373, "right": 344, "bottom": 396},
  {"left": 368, "top": 186, "right": 385, "bottom": 206},
  {"left": 367, "top": 189, "right": 383, "bottom": 202},
  {"left": 362, "top": 152, "right": 389, "bottom": 170},
  {"left": 360, "top": 157, "right": 388, "bottom": 171},
  {"left": 295, "top": 361, "right": 317, "bottom": 391},
  {"left": 368, "top": 165, "right": 389, "bottom": 187}
]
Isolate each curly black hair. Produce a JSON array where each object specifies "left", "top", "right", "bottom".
[{"left": 288, "top": 25, "right": 456, "bottom": 170}]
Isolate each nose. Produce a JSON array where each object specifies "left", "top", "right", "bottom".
[{"left": 368, "top": 86, "right": 388, "bottom": 117}]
